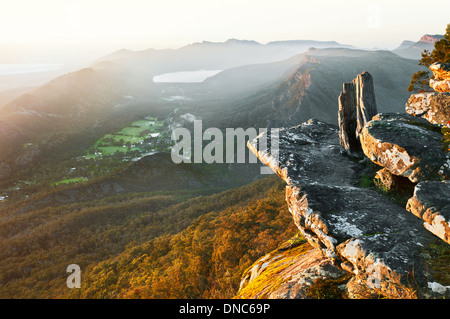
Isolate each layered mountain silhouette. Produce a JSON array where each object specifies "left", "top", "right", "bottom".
[
  {"left": 0, "top": 38, "right": 428, "bottom": 185},
  {"left": 393, "top": 34, "right": 444, "bottom": 59},
  {"left": 94, "top": 38, "right": 354, "bottom": 74},
  {"left": 187, "top": 48, "right": 421, "bottom": 129}
]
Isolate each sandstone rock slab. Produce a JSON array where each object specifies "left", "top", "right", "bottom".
[
  {"left": 407, "top": 180, "right": 450, "bottom": 244},
  {"left": 248, "top": 118, "right": 447, "bottom": 298},
  {"left": 430, "top": 79, "right": 450, "bottom": 93},
  {"left": 360, "top": 113, "right": 450, "bottom": 183},
  {"left": 405, "top": 92, "right": 450, "bottom": 125},
  {"left": 430, "top": 62, "right": 450, "bottom": 82},
  {"left": 429, "top": 62, "right": 450, "bottom": 93},
  {"left": 237, "top": 242, "right": 348, "bottom": 299}
]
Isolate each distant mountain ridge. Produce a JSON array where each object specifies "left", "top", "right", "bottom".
[
  {"left": 93, "top": 38, "right": 355, "bottom": 74},
  {"left": 205, "top": 48, "right": 421, "bottom": 129},
  {"left": 0, "top": 38, "right": 430, "bottom": 190},
  {"left": 396, "top": 40, "right": 416, "bottom": 50},
  {"left": 98, "top": 38, "right": 353, "bottom": 60},
  {"left": 393, "top": 33, "right": 444, "bottom": 59},
  {"left": 419, "top": 34, "right": 444, "bottom": 43},
  {"left": 0, "top": 45, "right": 422, "bottom": 183}
]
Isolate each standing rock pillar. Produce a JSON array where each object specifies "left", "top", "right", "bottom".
[{"left": 338, "top": 71, "right": 378, "bottom": 153}]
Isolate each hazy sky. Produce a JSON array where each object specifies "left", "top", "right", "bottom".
[{"left": 0, "top": 0, "right": 449, "bottom": 64}]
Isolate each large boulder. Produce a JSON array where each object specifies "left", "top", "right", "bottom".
[
  {"left": 248, "top": 119, "right": 448, "bottom": 298},
  {"left": 430, "top": 79, "right": 450, "bottom": 92},
  {"left": 359, "top": 113, "right": 450, "bottom": 183},
  {"left": 405, "top": 62, "right": 450, "bottom": 124},
  {"left": 407, "top": 180, "right": 450, "bottom": 244},
  {"left": 405, "top": 92, "right": 450, "bottom": 125},
  {"left": 236, "top": 240, "right": 349, "bottom": 299},
  {"left": 430, "top": 62, "right": 450, "bottom": 81},
  {"left": 429, "top": 62, "right": 450, "bottom": 92}
]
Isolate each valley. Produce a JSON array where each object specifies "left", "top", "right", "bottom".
[{"left": 0, "top": 34, "right": 447, "bottom": 299}]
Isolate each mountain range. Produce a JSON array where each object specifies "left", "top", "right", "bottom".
[
  {"left": 393, "top": 34, "right": 444, "bottom": 59},
  {"left": 0, "top": 35, "right": 437, "bottom": 200},
  {"left": 93, "top": 38, "right": 354, "bottom": 73},
  {"left": 0, "top": 33, "right": 444, "bottom": 298}
]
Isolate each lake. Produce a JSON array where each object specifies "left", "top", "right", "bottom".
[{"left": 153, "top": 70, "right": 222, "bottom": 83}]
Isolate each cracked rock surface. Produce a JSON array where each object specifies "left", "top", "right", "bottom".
[
  {"left": 247, "top": 118, "right": 448, "bottom": 298},
  {"left": 405, "top": 92, "right": 450, "bottom": 125},
  {"left": 407, "top": 180, "right": 450, "bottom": 244},
  {"left": 359, "top": 113, "right": 450, "bottom": 183}
]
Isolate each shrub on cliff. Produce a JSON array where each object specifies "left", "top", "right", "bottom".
[{"left": 408, "top": 23, "right": 450, "bottom": 92}]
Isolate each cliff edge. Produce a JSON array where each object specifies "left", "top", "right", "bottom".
[{"left": 237, "top": 66, "right": 450, "bottom": 299}]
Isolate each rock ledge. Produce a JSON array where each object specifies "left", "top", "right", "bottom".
[{"left": 244, "top": 119, "right": 447, "bottom": 298}]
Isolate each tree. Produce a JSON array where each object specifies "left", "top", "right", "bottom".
[{"left": 408, "top": 24, "right": 450, "bottom": 92}]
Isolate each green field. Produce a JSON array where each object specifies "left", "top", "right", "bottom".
[
  {"left": 48, "top": 117, "right": 170, "bottom": 187},
  {"left": 97, "top": 145, "right": 141, "bottom": 155},
  {"left": 86, "top": 117, "right": 167, "bottom": 159}
]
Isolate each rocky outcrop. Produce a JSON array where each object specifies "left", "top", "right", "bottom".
[
  {"left": 338, "top": 71, "right": 377, "bottom": 152},
  {"left": 406, "top": 181, "right": 450, "bottom": 244},
  {"left": 429, "top": 62, "right": 450, "bottom": 92},
  {"left": 405, "top": 92, "right": 450, "bottom": 125},
  {"left": 430, "top": 62, "right": 450, "bottom": 80},
  {"left": 405, "top": 62, "right": 450, "bottom": 123},
  {"left": 430, "top": 79, "right": 450, "bottom": 93},
  {"left": 359, "top": 113, "right": 450, "bottom": 183},
  {"left": 360, "top": 63, "right": 450, "bottom": 245},
  {"left": 239, "top": 68, "right": 450, "bottom": 299},
  {"left": 360, "top": 64, "right": 450, "bottom": 253},
  {"left": 419, "top": 34, "right": 444, "bottom": 43},
  {"left": 236, "top": 239, "right": 350, "bottom": 299},
  {"left": 244, "top": 118, "right": 448, "bottom": 299}
]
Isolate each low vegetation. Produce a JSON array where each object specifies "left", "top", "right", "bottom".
[{"left": 0, "top": 175, "right": 297, "bottom": 298}]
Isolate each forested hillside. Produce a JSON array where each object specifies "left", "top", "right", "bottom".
[{"left": 0, "top": 175, "right": 297, "bottom": 298}]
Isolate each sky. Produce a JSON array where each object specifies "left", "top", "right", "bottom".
[{"left": 0, "top": 0, "right": 449, "bottom": 65}]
